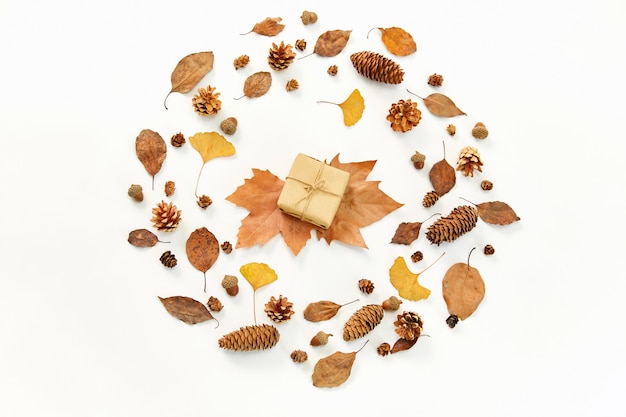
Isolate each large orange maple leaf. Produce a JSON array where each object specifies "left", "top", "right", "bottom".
[{"left": 225, "top": 155, "right": 403, "bottom": 255}]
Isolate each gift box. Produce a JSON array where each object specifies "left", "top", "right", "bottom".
[{"left": 277, "top": 153, "right": 350, "bottom": 229}]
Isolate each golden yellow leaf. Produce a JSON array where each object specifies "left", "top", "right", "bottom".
[
  {"left": 240, "top": 262, "right": 277, "bottom": 292},
  {"left": 318, "top": 89, "right": 365, "bottom": 126},
  {"left": 378, "top": 27, "right": 416, "bottom": 56},
  {"left": 188, "top": 132, "right": 236, "bottom": 164},
  {"left": 389, "top": 256, "right": 431, "bottom": 301}
]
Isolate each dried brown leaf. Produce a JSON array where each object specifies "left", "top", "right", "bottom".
[
  {"left": 312, "top": 351, "right": 357, "bottom": 388},
  {"left": 127, "top": 229, "right": 159, "bottom": 247},
  {"left": 186, "top": 227, "right": 220, "bottom": 292},
  {"left": 442, "top": 261, "right": 485, "bottom": 321},
  {"left": 421, "top": 93, "right": 466, "bottom": 117},
  {"left": 476, "top": 201, "right": 521, "bottom": 225},
  {"left": 314, "top": 30, "right": 352, "bottom": 57},
  {"left": 247, "top": 17, "right": 285, "bottom": 36},
  {"left": 377, "top": 27, "right": 416, "bottom": 56},
  {"left": 243, "top": 71, "right": 272, "bottom": 98},
  {"left": 303, "top": 301, "right": 343, "bottom": 322},
  {"left": 429, "top": 159, "right": 456, "bottom": 196},
  {"left": 390, "top": 222, "right": 422, "bottom": 245},
  {"left": 164, "top": 51, "right": 214, "bottom": 109},
  {"left": 158, "top": 296, "right": 215, "bottom": 325},
  {"left": 135, "top": 129, "right": 166, "bottom": 189},
  {"left": 390, "top": 337, "right": 418, "bottom": 354}
]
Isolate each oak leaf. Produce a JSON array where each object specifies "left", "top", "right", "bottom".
[
  {"left": 164, "top": 51, "right": 214, "bottom": 109},
  {"left": 442, "top": 258, "right": 485, "bottom": 321},
  {"left": 127, "top": 229, "right": 159, "bottom": 247},
  {"left": 303, "top": 300, "right": 357, "bottom": 322},
  {"left": 244, "top": 17, "right": 285, "bottom": 36},
  {"left": 135, "top": 129, "right": 166, "bottom": 189},
  {"left": 476, "top": 201, "right": 521, "bottom": 225},
  {"left": 376, "top": 27, "right": 416, "bottom": 56},
  {"left": 390, "top": 221, "right": 422, "bottom": 245},
  {"left": 313, "top": 30, "right": 352, "bottom": 57},
  {"left": 239, "top": 262, "right": 278, "bottom": 292},
  {"left": 242, "top": 71, "right": 272, "bottom": 98},
  {"left": 158, "top": 296, "right": 216, "bottom": 325},
  {"left": 389, "top": 256, "right": 431, "bottom": 301},
  {"left": 318, "top": 89, "right": 365, "bottom": 126},
  {"left": 312, "top": 349, "right": 361, "bottom": 388},
  {"left": 186, "top": 227, "right": 220, "bottom": 292}
]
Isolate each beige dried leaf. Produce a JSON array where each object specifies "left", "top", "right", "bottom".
[
  {"left": 242, "top": 71, "right": 272, "bottom": 98},
  {"left": 164, "top": 52, "right": 214, "bottom": 109}
]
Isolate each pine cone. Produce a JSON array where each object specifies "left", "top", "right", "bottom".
[
  {"left": 220, "top": 241, "right": 233, "bottom": 254},
  {"left": 426, "top": 205, "right": 478, "bottom": 245},
  {"left": 350, "top": 51, "right": 404, "bottom": 84},
  {"left": 128, "top": 184, "right": 143, "bottom": 202},
  {"left": 197, "top": 194, "right": 212, "bottom": 209},
  {"left": 290, "top": 349, "right": 308, "bottom": 363},
  {"left": 268, "top": 41, "right": 295, "bottom": 71},
  {"left": 481, "top": 180, "right": 493, "bottom": 190},
  {"left": 394, "top": 311, "right": 424, "bottom": 341},
  {"left": 410, "top": 251, "right": 424, "bottom": 263},
  {"left": 285, "top": 79, "right": 299, "bottom": 91},
  {"left": 427, "top": 73, "right": 444, "bottom": 87},
  {"left": 159, "top": 250, "right": 177, "bottom": 268},
  {"left": 151, "top": 200, "right": 181, "bottom": 232},
  {"left": 164, "top": 180, "right": 175, "bottom": 197},
  {"left": 207, "top": 296, "right": 223, "bottom": 312},
  {"left": 221, "top": 275, "right": 239, "bottom": 296},
  {"left": 233, "top": 54, "right": 250, "bottom": 70},
  {"left": 377, "top": 342, "right": 391, "bottom": 356},
  {"left": 343, "top": 304, "right": 384, "bottom": 341},
  {"left": 422, "top": 190, "right": 440, "bottom": 208},
  {"left": 192, "top": 85, "right": 222, "bottom": 116},
  {"left": 264, "top": 295, "right": 294, "bottom": 323},
  {"left": 170, "top": 132, "right": 186, "bottom": 147},
  {"left": 218, "top": 324, "right": 280, "bottom": 351},
  {"left": 386, "top": 99, "right": 421, "bottom": 132},
  {"left": 358, "top": 279, "right": 375, "bottom": 294},
  {"left": 295, "top": 39, "right": 306, "bottom": 51},
  {"left": 327, "top": 65, "right": 338, "bottom": 76},
  {"left": 456, "top": 146, "right": 483, "bottom": 177},
  {"left": 446, "top": 315, "right": 459, "bottom": 328},
  {"left": 484, "top": 244, "right": 495, "bottom": 255}
]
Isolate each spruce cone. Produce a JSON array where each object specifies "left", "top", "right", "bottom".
[
  {"left": 192, "top": 85, "right": 222, "bottom": 116},
  {"left": 159, "top": 250, "right": 177, "bottom": 268},
  {"left": 218, "top": 324, "right": 280, "bottom": 351},
  {"left": 268, "top": 41, "right": 295, "bottom": 71},
  {"left": 386, "top": 99, "right": 421, "bottom": 132},
  {"left": 426, "top": 205, "right": 478, "bottom": 245},
  {"left": 377, "top": 342, "right": 391, "bottom": 356},
  {"left": 285, "top": 79, "right": 299, "bottom": 91},
  {"left": 358, "top": 279, "right": 375, "bottom": 294},
  {"left": 428, "top": 73, "right": 444, "bottom": 87},
  {"left": 207, "top": 296, "right": 223, "bottom": 312},
  {"left": 456, "top": 146, "right": 483, "bottom": 177},
  {"left": 264, "top": 295, "right": 294, "bottom": 323},
  {"left": 343, "top": 304, "right": 384, "bottom": 341},
  {"left": 422, "top": 190, "right": 440, "bottom": 208},
  {"left": 350, "top": 51, "right": 404, "bottom": 84},
  {"left": 151, "top": 200, "right": 181, "bottom": 232},
  {"left": 197, "top": 194, "right": 212, "bottom": 208},
  {"left": 484, "top": 244, "right": 495, "bottom": 255},
  {"left": 290, "top": 349, "right": 308, "bottom": 363},
  {"left": 233, "top": 54, "right": 250, "bottom": 70},
  {"left": 221, "top": 241, "right": 233, "bottom": 254},
  {"left": 394, "top": 311, "right": 424, "bottom": 341},
  {"left": 295, "top": 39, "right": 306, "bottom": 51},
  {"left": 410, "top": 251, "right": 424, "bottom": 263}
]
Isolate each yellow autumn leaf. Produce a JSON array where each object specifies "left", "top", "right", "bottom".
[
  {"left": 189, "top": 131, "right": 236, "bottom": 164},
  {"left": 240, "top": 262, "right": 278, "bottom": 292},
  {"left": 389, "top": 256, "right": 431, "bottom": 301},
  {"left": 318, "top": 89, "right": 365, "bottom": 126},
  {"left": 378, "top": 27, "right": 417, "bottom": 56}
]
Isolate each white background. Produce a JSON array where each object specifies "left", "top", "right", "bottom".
[{"left": 1, "top": 0, "right": 625, "bottom": 416}]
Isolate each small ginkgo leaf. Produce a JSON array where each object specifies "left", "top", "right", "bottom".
[
  {"left": 376, "top": 27, "right": 416, "bottom": 56},
  {"left": 243, "top": 17, "right": 285, "bottom": 36},
  {"left": 189, "top": 132, "right": 236, "bottom": 164},
  {"left": 313, "top": 30, "right": 352, "bottom": 57},
  {"left": 318, "top": 89, "right": 365, "bottom": 126},
  {"left": 476, "top": 201, "right": 521, "bottom": 225},
  {"left": 389, "top": 256, "right": 431, "bottom": 301},
  {"left": 158, "top": 296, "right": 216, "bottom": 325},
  {"left": 240, "top": 262, "right": 278, "bottom": 292},
  {"left": 242, "top": 71, "right": 272, "bottom": 98},
  {"left": 303, "top": 299, "right": 358, "bottom": 322},
  {"left": 164, "top": 51, "right": 214, "bottom": 109}
]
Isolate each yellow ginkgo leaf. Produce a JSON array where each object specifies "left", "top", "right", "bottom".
[
  {"left": 318, "top": 89, "right": 365, "bottom": 126},
  {"left": 240, "top": 262, "right": 278, "bottom": 292},
  {"left": 389, "top": 256, "right": 431, "bottom": 301},
  {"left": 189, "top": 131, "right": 236, "bottom": 164}
]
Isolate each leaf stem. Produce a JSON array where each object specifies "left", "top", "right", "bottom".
[
  {"left": 459, "top": 196, "right": 478, "bottom": 206},
  {"left": 356, "top": 339, "right": 370, "bottom": 353},
  {"left": 418, "top": 252, "right": 446, "bottom": 275},
  {"left": 253, "top": 291, "right": 257, "bottom": 325},
  {"left": 194, "top": 163, "right": 206, "bottom": 198},
  {"left": 203, "top": 272, "right": 207, "bottom": 293},
  {"left": 467, "top": 247, "right": 477, "bottom": 268},
  {"left": 317, "top": 100, "right": 338, "bottom": 106},
  {"left": 406, "top": 89, "right": 423, "bottom": 99},
  {"left": 340, "top": 299, "right": 360, "bottom": 308},
  {"left": 420, "top": 212, "right": 441, "bottom": 223},
  {"left": 297, "top": 52, "right": 315, "bottom": 60},
  {"left": 164, "top": 92, "right": 171, "bottom": 110}
]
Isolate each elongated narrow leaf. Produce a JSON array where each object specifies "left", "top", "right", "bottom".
[
  {"left": 422, "top": 93, "right": 466, "bottom": 117},
  {"left": 159, "top": 296, "right": 215, "bottom": 325}
]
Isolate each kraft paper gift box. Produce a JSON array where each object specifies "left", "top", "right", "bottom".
[{"left": 277, "top": 153, "right": 350, "bottom": 229}]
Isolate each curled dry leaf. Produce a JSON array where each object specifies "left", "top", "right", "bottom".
[
  {"left": 390, "top": 221, "right": 422, "bottom": 245},
  {"left": 313, "top": 30, "right": 352, "bottom": 57},
  {"left": 376, "top": 27, "right": 417, "bottom": 56},
  {"left": 303, "top": 299, "right": 358, "bottom": 322},
  {"left": 318, "top": 89, "right": 365, "bottom": 126},
  {"left": 442, "top": 256, "right": 485, "bottom": 321},
  {"left": 244, "top": 17, "right": 285, "bottom": 36},
  {"left": 158, "top": 296, "right": 216, "bottom": 325},
  {"left": 135, "top": 129, "right": 166, "bottom": 189},
  {"left": 476, "top": 201, "right": 521, "bottom": 225},
  {"left": 164, "top": 51, "right": 214, "bottom": 109},
  {"left": 242, "top": 71, "right": 272, "bottom": 98},
  {"left": 389, "top": 256, "right": 431, "bottom": 301},
  {"left": 186, "top": 227, "right": 220, "bottom": 292},
  {"left": 127, "top": 228, "right": 159, "bottom": 247},
  {"left": 390, "top": 337, "right": 418, "bottom": 354}
]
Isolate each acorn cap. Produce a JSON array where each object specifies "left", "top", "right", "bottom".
[{"left": 472, "top": 122, "right": 489, "bottom": 139}]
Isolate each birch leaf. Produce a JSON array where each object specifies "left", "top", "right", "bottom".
[
  {"left": 429, "top": 141, "right": 456, "bottom": 196},
  {"left": 318, "top": 89, "right": 365, "bottom": 126},
  {"left": 188, "top": 132, "right": 236, "bottom": 164},
  {"left": 376, "top": 27, "right": 416, "bottom": 56},
  {"left": 242, "top": 71, "right": 272, "bottom": 98},
  {"left": 303, "top": 299, "right": 358, "bottom": 322},
  {"left": 422, "top": 93, "right": 466, "bottom": 117},
  {"left": 313, "top": 30, "right": 352, "bottom": 57},
  {"left": 127, "top": 229, "right": 159, "bottom": 247},
  {"left": 389, "top": 256, "right": 431, "bottom": 301},
  {"left": 164, "top": 51, "right": 214, "bottom": 109},
  {"left": 312, "top": 351, "right": 357, "bottom": 388},
  {"left": 442, "top": 260, "right": 485, "bottom": 321},
  {"left": 135, "top": 129, "right": 166, "bottom": 189},
  {"left": 158, "top": 296, "right": 216, "bottom": 325},
  {"left": 476, "top": 201, "right": 521, "bottom": 225},
  {"left": 244, "top": 17, "right": 285, "bottom": 36},
  {"left": 240, "top": 262, "right": 277, "bottom": 292},
  {"left": 186, "top": 227, "right": 220, "bottom": 292}
]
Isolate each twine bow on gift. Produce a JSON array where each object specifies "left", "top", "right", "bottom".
[{"left": 287, "top": 164, "right": 341, "bottom": 222}]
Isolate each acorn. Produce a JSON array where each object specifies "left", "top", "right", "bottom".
[
  {"left": 382, "top": 296, "right": 402, "bottom": 311},
  {"left": 128, "top": 184, "right": 143, "bottom": 202},
  {"left": 472, "top": 122, "right": 489, "bottom": 139},
  {"left": 410, "top": 151, "right": 426, "bottom": 170},
  {"left": 310, "top": 331, "right": 333, "bottom": 346},
  {"left": 221, "top": 275, "right": 239, "bottom": 296},
  {"left": 220, "top": 117, "right": 238, "bottom": 135},
  {"left": 300, "top": 10, "right": 317, "bottom": 25}
]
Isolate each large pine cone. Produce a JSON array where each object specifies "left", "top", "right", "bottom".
[
  {"left": 426, "top": 205, "right": 478, "bottom": 245},
  {"left": 264, "top": 295, "right": 294, "bottom": 323},
  {"left": 268, "top": 41, "right": 295, "bottom": 71},
  {"left": 343, "top": 304, "right": 384, "bottom": 341},
  {"left": 350, "top": 51, "right": 404, "bottom": 84},
  {"left": 387, "top": 99, "right": 422, "bottom": 132},
  {"left": 218, "top": 324, "right": 280, "bottom": 351},
  {"left": 394, "top": 311, "right": 424, "bottom": 341},
  {"left": 456, "top": 146, "right": 483, "bottom": 177},
  {"left": 192, "top": 85, "right": 222, "bottom": 116},
  {"left": 151, "top": 200, "right": 181, "bottom": 232}
]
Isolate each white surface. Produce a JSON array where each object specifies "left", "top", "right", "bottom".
[{"left": 1, "top": 1, "right": 625, "bottom": 416}]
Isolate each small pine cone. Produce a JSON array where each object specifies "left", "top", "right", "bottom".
[
  {"left": 377, "top": 342, "right": 391, "bottom": 357},
  {"left": 300, "top": 11, "right": 317, "bottom": 25},
  {"left": 394, "top": 311, "right": 424, "bottom": 341},
  {"left": 285, "top": 79, "right": 299, "bottom": 91},
  {"left": 197, "top": 194, "right": 212, "bottom": 209},
  {"left": 358, "top": 279, "right": 374, "bottom": 294},
  {"left": 218, "top": 324, "right": 280, "bottom": 351},
  {"left": 164, "top": 180, "right": 175, "bottom": 197},
  {"left": 386, "top": 99, "right": 422, "bottom": 132},
  {"left": 343, "top": 304, "right": 385, "bottom": 341},
  {"left": 170, "top": 132, "right": 186, "bottom": 147},
  {"left": 382, "top": 296, "right": 402, "bottom": 311},
  {"left": 159, "top": 250, "right": 177, "bottom": 268},
  {"left": 426, "top": 205, "right": 478, "bottom": 245},
  {"left": 456, "top": 146, "right": 484, "bottom": 177},
  {"left": 128, "top": 184, "right": 143, "bottom": 202},
  {"left": 192, "top": 85, "right": 222, "bottom": 116},
  {"left": 207, "top": 296, "right": 223, "bottom": 312},
  {"left": 221, "top": 275, "right": 239, "bottom": 296},
  {"left": 221, "top": 241, "right": 233, "bottom": 254},
  {"left": 411, "top": 151, "right": 426, "bottom": 169},
  {"left": 428, "top": 73, "right": 444, "bottom": 87},
  {"left": 151, "top": 200, "right": 182, "bottom": 232},
  {"left": 422, "top": 190, "right": 440, "bottom": 208},
  {"left": 446, "top": 124, "right": 456, "bottom": 136},
  {"left": 327, "top": 65, "right": 338, "bottom": 76},
  {"left": 268, "top": 41, "right": 296, "bottom": 71},
  {"left": 264, "top": 295, "right": 294, "bottom": 323},
  {"left": 220, "top": 117, "right": 238, "bottom": 135},
  {"left": 446, "top": 314, "right": 459, "bottom": 328},
  {"left": 481, "top": 180, "right": 494, "bottom": 191},
  {"left": 310, "top": 331, "right": 332, "bottom": 346},
  {"left": 484, "top": 244, "right": 495, "bottom": 255},
  {"left": 233, "top": 54, "right": 250, "bottom": 70},
  {"left": 290, "top": 349, "right": 308, "bottom": 363},
  {"left": 295, "top": 39, "right": 306, "bottom": 51},
  {"left": 472, "top": 122, "right": 489, "bottom": 139},
  {"left": 410, "top": 251, "right": 424, "bottom": 263},
  {"left": 350, "top": 51, "right": 404, "bottom": 84}
]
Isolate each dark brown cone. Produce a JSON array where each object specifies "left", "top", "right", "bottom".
[
  {"left": 350, "top": 51, "right": 404, "bottom": 84},
  {"left": 422, "top": 190, "right": 440, "bottom": 208},
  {"left": 426, "top": 205, "right": 478, "bottom": 245},
  {"left": 268, "top": 41, "right": 295, "bottom": 71},
  {"left": 377, "top": 342, "right": 391, "bottom": 356},
  {"left": 358, "top": 279, "right": 374, "bottom": 294},
  {"left": 170, "top": 132, "right": 186, "bottom": 147},
  {"left": 151, "top": 200, "right": 181, "bottom": 232},
  {"left": 207, "top": 296, "right": 223, "bottom": 312},
  {"left": 218, "top": 324, "right": 280, "bottom": 351},
  {"left": 343, "top": 304, "right": 384, "bottom": 341},
  {"left": 159, "top": 250, "right": 177, "bottom": 268}
]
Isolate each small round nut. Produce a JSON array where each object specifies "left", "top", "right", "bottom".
[
  {"left": 220, "top": 117, "right": 238, "bottom": 135},
  {"left": 472, "top": 122, "right": 489, "bottom": 139},
  {"left": 128, "top": 184, "right": 143, "bottom": 202},
  {"left": 300, "top": 11, "right": 317, "bottom": 25},
  {"left": 382, "top": 296, "right": 402, "bottom": 311},
  {"left": 310, "top": 331, "right": 332, "bottom": 346},
  {"left": 410, "top": 151, "right": 426, "bottom": 169},
  {"left": 221, "top": 275, "right": 239, "bottom": 296}
]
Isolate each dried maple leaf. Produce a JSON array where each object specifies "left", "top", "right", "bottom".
[
  {"left": 442, "top": 249, "right": 485, "bottom": 321},
  {"left": 242, "top": 17, "right": 285, "bottom": 36},
  {"left": 127, "top": 228, "right": 160, "bottom": 247},
  {"left": 164, "top": 51, "right": 214, "bottom": 109},
  {"left": 407, "top": 90, "right": 466, "bottom": 117},
  {"left": 372, "top": 27, "right": 416, "bottom": 56},
  {"left": 188, "top": 131, "right": 235, "bottom": 195},
  {"left": 303, "top": 299, "right": 358, "bottom": 322},
  {"left": 313, "top": 30, "right": 352, "bottom": 57},
  {"left": 476, "top": 201, "right": 521, "bottom": 225},
  {"left": 429, "top": 142, "right": 456, "bottom": 196},
  {"left": 135, "top": 129, "right": 166, "bottom": 189},
  {"left": 158, "top": 296, "right": 216, "bottom": 326},
  {"left": 317, "top": 89, "right": 365, "bottom": 126},
  {"left": 312, "top": 341, "right": 367, "bottom": 388},
  {"left": 241, "top": 71, "right": 272, "bottom": 98},
  {"left": 186, "top": 227, "right": 220, "bottom": 292},
  {"left": 390, "top": 221, "right": 422, "bottom": 245}
]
